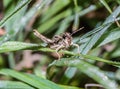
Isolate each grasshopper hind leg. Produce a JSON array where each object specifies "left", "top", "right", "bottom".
[
  {"left": 55, "top": 45, "right": 64, "bottom": 60},
  {"left": 71, "top": 42, "right": 80, "bottom": 53}
]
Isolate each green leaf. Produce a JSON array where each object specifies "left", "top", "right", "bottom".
[
  {"left": 100, "top": 0, "right": 112, "bottom": 13},
  {"left": 98, "top": 27, "right": 120, "bottom": 46},
  {"left": 78, "top": 26, "right": 120, "bottom": 48},
  {"left": 2, "top": 1, "right": 27, "bottom": 44},
  {"left": 38, "top": 9, "right": 71, "bottom": 33},
  {"left": 0, "top": 81, "right": 34, "bottom": 89},
  {"left": 59, "top": 67, "right": 77, "bottom": 84},
  {"left": 3, "top": 0, "right": 13, "bottom": 8},
  {"left": 0, "top": 0, "right": 31, "bottom": 27},
  {"left": 81, "top": 24, "right": 111, "bottom": 54},
  {"left": 0, "top": 41, "right": 77, "bottom": 54},
  {"left": 50, "top": 59, "right": 118, "bottom": 89},
  {"left": 78, "top": 5, "right": 97, "bottom": 17},
  {"left": 77, "top": 16, "right": 120, "bottom": 44},
  {"left": 81, "top": 54, "right": 120, "bottom": 67},
  {"left": 0, "top": 0, "right": 48, "bottom": 44},
  {"left": 27, "top": 74, "right": 63, "bottom": 89},
  {"left": 22, "top": 0, "right": 48, "bottom": 28},
  {"left": 60, "top": 84, "right": 83, "bottom": 89},
  {"left": 111, "top": 48, "right": 120, "bottom": 58},
  {"left": 0, "top": 0, "right": 28, "bottom": 44},
  {"left": 41, "top": 0, "right": 71, "bottom": 22},
  {"left": 0, "top": 69, "right": 63, "bottom": 89},
  {"left": 55, "top": 13, "right": 74, "bottom": 35},
  {"left": 0, "top": 41, "right": 39, "bottom": 53},
  {"left": 78, "top": 5, "right": 120, "bottom": 54}
]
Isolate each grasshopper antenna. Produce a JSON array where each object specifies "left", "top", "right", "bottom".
[{"left": 71, "top": 27, "right": 84, "bottom": 36}]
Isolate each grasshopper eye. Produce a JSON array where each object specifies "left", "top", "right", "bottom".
[
  {"left": 54, "top": 35, "right": 59, "bottom": 38},
  {"left": 63, "top": 35, "right": 66, "bottom": 39}
]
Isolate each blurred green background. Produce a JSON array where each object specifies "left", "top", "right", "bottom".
[{"left": 0, "top": 0, "right": 120, "bottom": 89}]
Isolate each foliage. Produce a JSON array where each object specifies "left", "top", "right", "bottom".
[{"left": 0, "top": 0, "right": 120, "bottom": 89}]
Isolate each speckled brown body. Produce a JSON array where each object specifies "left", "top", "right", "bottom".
[
  {"left": 33, "top": 29, "right": 81, "bottom": 59},
  {"left": 49, "top": 32, "right": 72, "bottom": 50},
  {"left": 33, "top": 30, "right": 72, "bottom": 51}
]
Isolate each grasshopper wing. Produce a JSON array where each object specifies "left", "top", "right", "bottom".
[{"left": 33, "top": 30, "right": 53, "bottom": 43}]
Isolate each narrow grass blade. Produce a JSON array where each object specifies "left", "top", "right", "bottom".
[
  {"left": 104, "top": 5, "right": 120, "bottom": 24},
  {"left": 55, "top": 17, "right": 72, "bottom": 35},
  {"left": 38, "top": 9, "right": 71, "bottom": 33},
  {"left": 0, "top": 0, "right": 48, "bottom": 45},
  {"left": 27, "top": 74, "right": 62, "bottom": 89},
  {"left": 22, "top": 0, "right": 48, "bottom": 26},
  {"left": 50, "top": 59, "right": 118, "bottom": 89},
  {"left": 79, "top": 5, "right": 120, "bottom": 41},
  {"left": 100, "top": 0, "right": 112, "bottom": 13},
  {"left": 98, "top": 27, "right": 120, "bottom": 46},
  {"left": 78, "top": 5, "right": 97, "bottom": 17},
  {"left": 0, "top": 0, "right": 31, "bottom": 27},
  {"left": 81, "top": 54, "right": 120, "bottom": 67},
  {"left": 0, "top": 69, "right": 63, "bottom": 89},
  {"left": 81, "top": 24, "right": 111, "bottom": 54},
  {"left": 0, "top": 81, "right": 34, "bottom": 89},
  {"left": 0, "top": 41, "right": 40, "bottom": 53},
  {"left": 79, "top": 5, "right": 120, "bottom": 54},
  {"left": 60, "top": 84, "right": 83, "bottom": 89},
  {"left": 0, "top": 0, "right": 28, "bottom": 44},
  {"left": 41, "top": 0, "right": 70, "bottom": 22}
]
